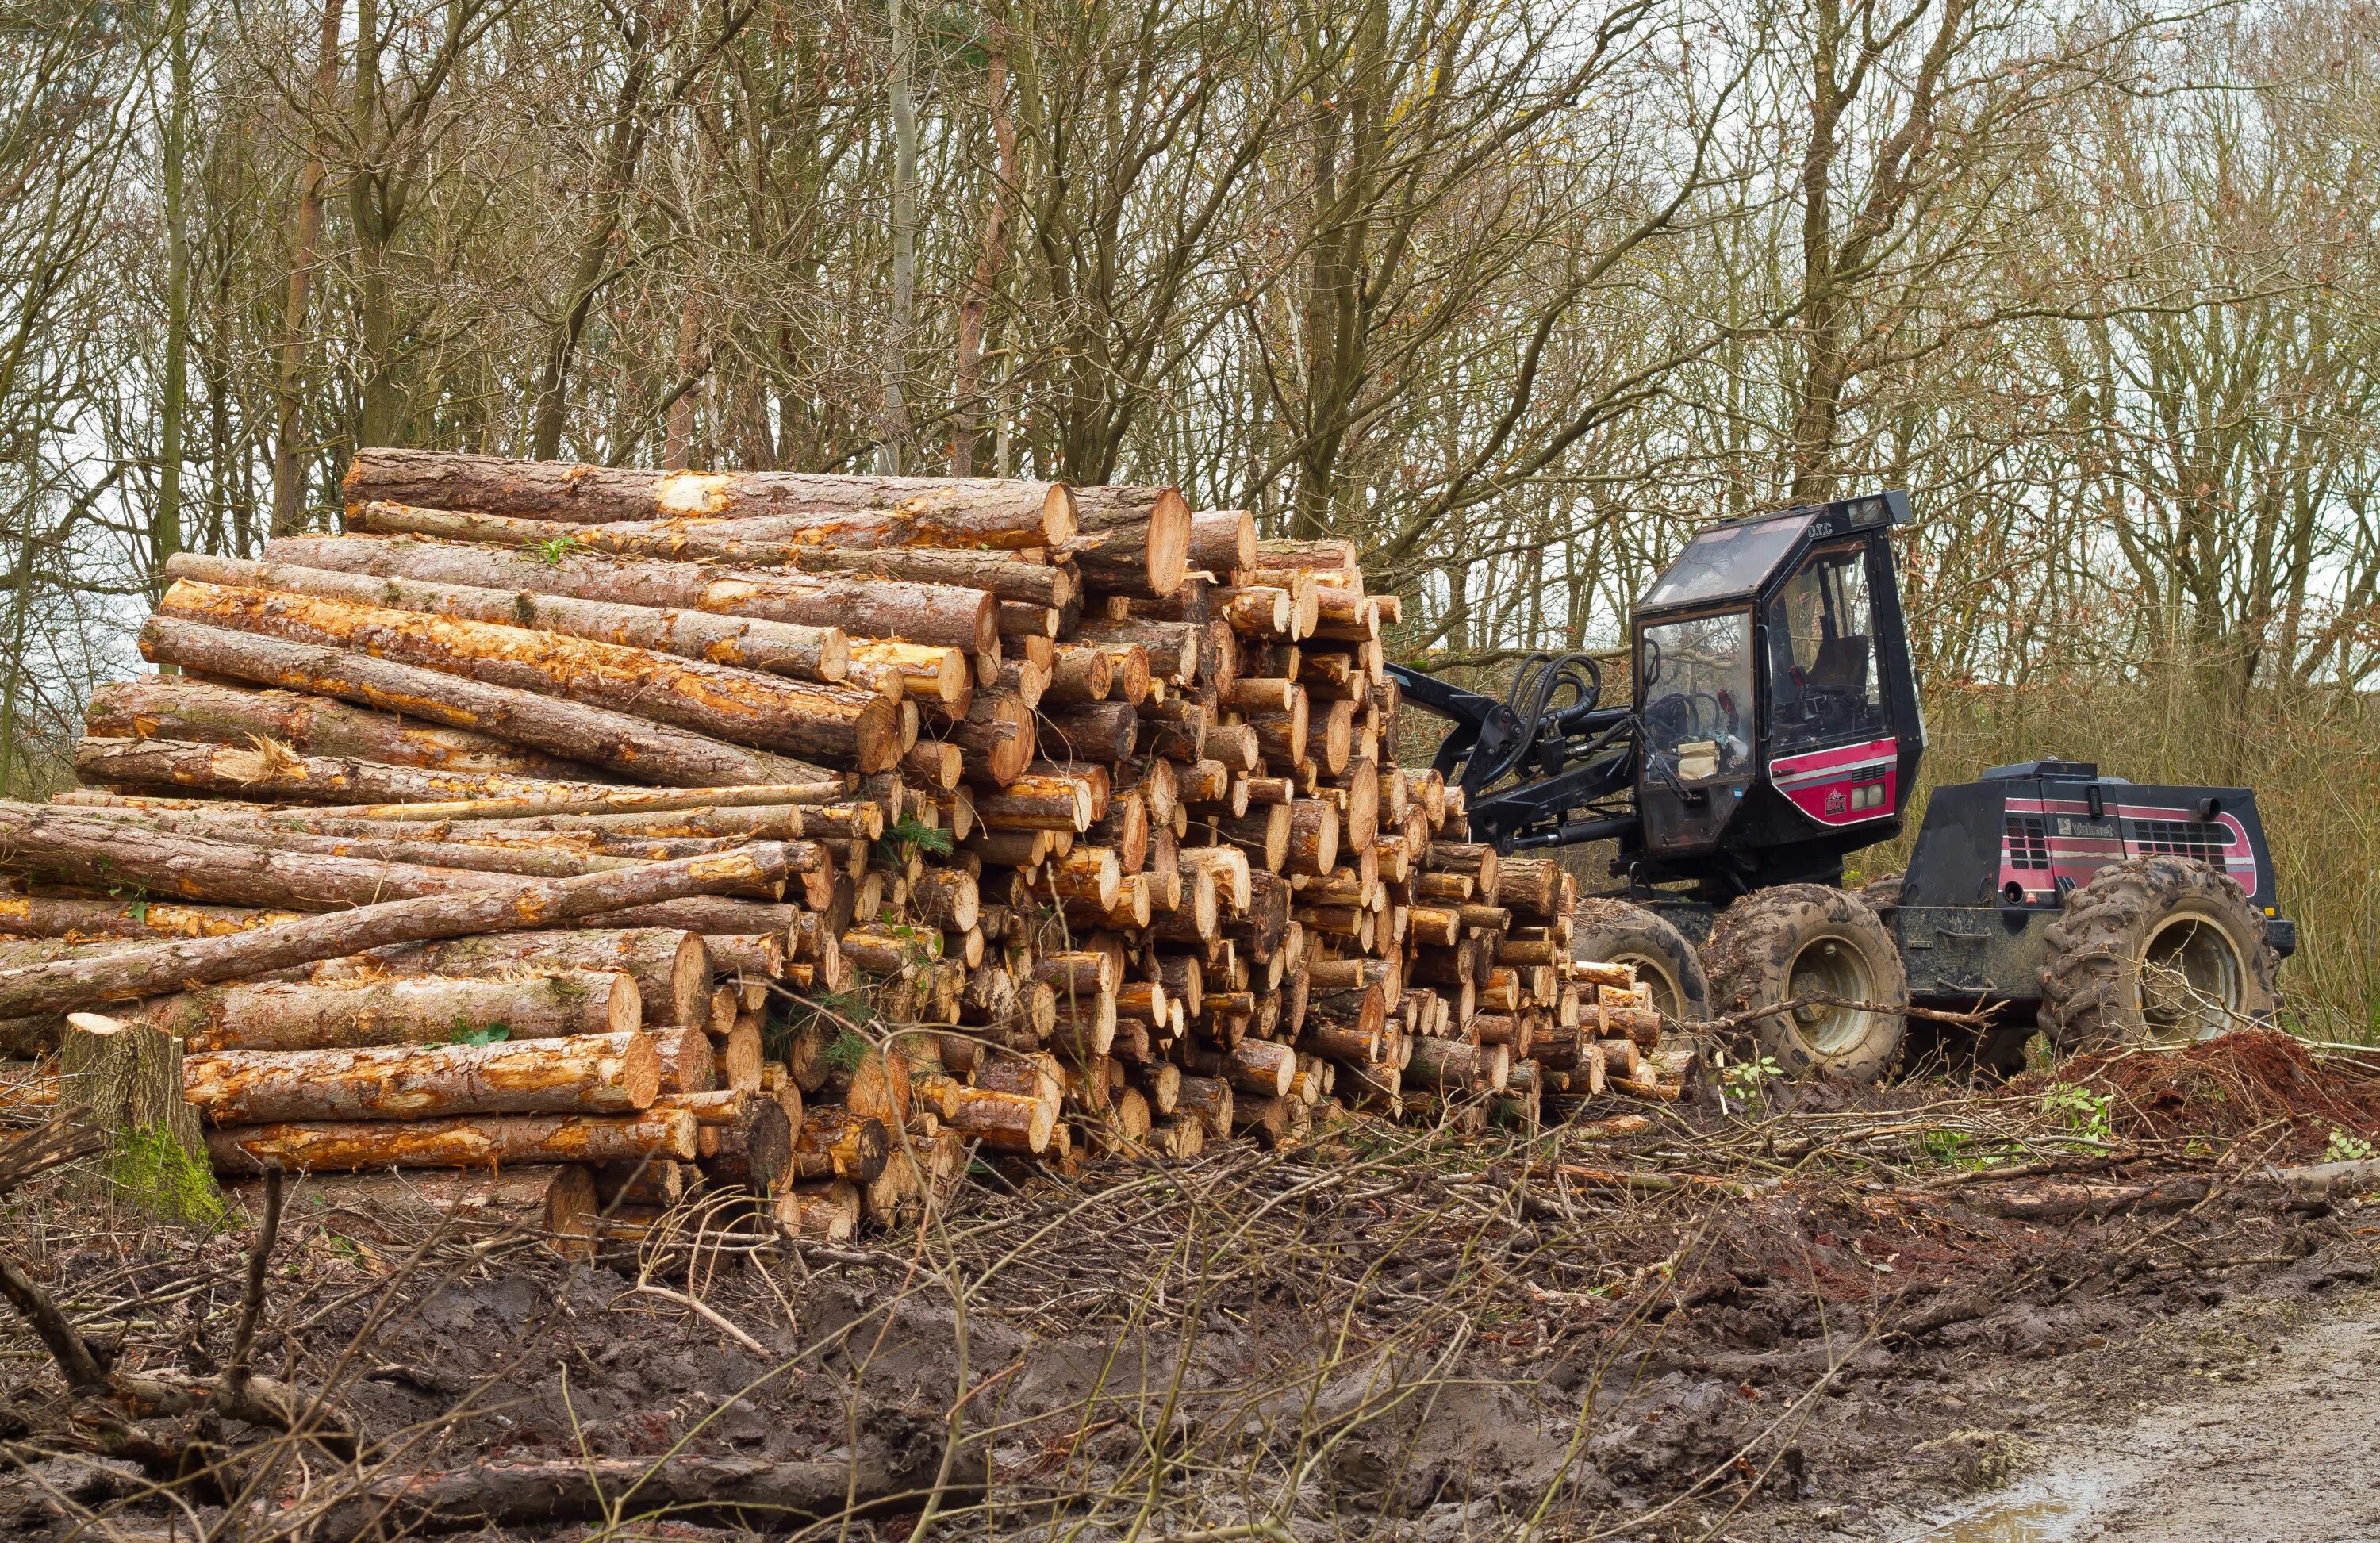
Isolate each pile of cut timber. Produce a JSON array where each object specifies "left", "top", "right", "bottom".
[{"left": 0, "top": 451, "right": 1689, "bottom": 1247}]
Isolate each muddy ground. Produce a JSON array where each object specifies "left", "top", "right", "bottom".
[{"left": 6, "top": 1031, "right": 2380, "bottom": 1540}]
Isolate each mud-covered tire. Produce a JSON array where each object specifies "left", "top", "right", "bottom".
[
  {"left": 2040, "top": 856, "right": 2280, "bottom": 1054},
  {"left": 1572, "top": 899, "right": 1709, "bottom": 1024},
  {"left": 1705, "top": 885, "right": 1907, "bottom": 1080}
]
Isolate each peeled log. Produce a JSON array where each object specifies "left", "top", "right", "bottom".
[
  {"left": 170, "top": 554, "right": 850, "bottom": 688},
  {"left": 313, "top": 929, "right": 711, "bottom": 1029},
  {"left": 343, "top": 451, "right": 1073, "bottom": 543},
  {"left": 0, "top": 843, "right": 797, "bottom": 1020},
  {"left": 159, "top": 581, "right": 899, "bottom": 773},
  {"left": 207, "top": 1109, "right": 699, "bottom": 1173},
  {"left": 1069, "top": 486, "right": 1191, "bottom": 598},
  {"left": 182, "top": 1031, "right": 659, "bottom": 1124},
  {"left": 141, "top": 618, "right": 831, "bottom": 789},
  {"left": 270, "top": 532, "right": 999, "bottom": 656},
  {"left": 86, "top": 677, "right": 598, "bottom": 780},
  {"left": 129, "top": 970, "right": 639, "bottom": 1053}
]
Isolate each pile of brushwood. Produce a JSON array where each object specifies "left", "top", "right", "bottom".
[{"left": 3, "top": 1029, "right": 2379, "bottom": 1540}]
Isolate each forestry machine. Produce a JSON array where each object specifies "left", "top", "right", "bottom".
[{"left": 1388, "top": 490, "right": 2294, "bottom": 1078}]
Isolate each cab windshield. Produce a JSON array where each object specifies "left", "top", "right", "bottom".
[
  {"left": 1638, "top": 611, "right": 1752, "bottom": 775},
  {"left": 1766, "top": 545, "right": 1887, "bottom": 752}
]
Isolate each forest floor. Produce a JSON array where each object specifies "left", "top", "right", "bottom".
[{"left": 4, "top": 1029, "right": 2380, "bottom": 1541}]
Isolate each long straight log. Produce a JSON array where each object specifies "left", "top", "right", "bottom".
[
  {"left": 159, "top": 581, "right": 899, "bottom": 772},
  {"left": 86, "top": 677, "right": 602, "bottom": 781},
  {"left": 774, "top": 545, "right": 1075, "bottom": 607},
  {"left": 207, "top": 1109, "right": 699, "bottom": 1173},
  {"left": 266, "top": 532, "right": 1000, "bottom": 656},
  {"left": 129, "top": 970, "right": 640, "bottom": 1052},
  {"left": 182, "top": 1030, "right": 658, "bottom": 1123},
  {"left": 0, "top": 896, "right": 305, "bottom": 942},
  {"left": 73, "top": 737, "right": 660, "bottom": 812},
  {"left": 140, "top": 618, "right": 835, "bottom": 790},
  {"left": 309, "top": 929, "right": 710, "bottom": 1027},
  {"left": 0, "top": 844, "right": 797, "bottom": 1019},
  {"left": 343, "top": 450, "right": 1074, "bottom": 543},
  {"left": 169, "top": 554, "right": 851, "bottom": 684}
]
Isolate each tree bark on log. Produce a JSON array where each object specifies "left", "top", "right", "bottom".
[
  {"left": 129, "top": 970, "right": 640, "bottom": 1053},
  {"left": 773, "top": 544, "right": 1074, "bottom": 607},
  {"left": 1068, "top": 485, "right": 1190, "bottom": 598},
  {"left": 141, "top": 618, "right": 836, "bottom": 790},
  {"left": 86, "top": 677, "right": 601, "bottom": 781},
  {"left": 268, "top": 532, "right": 1000, "bottom": 656},
  {"left": 344, "top": 448, "right": 1072, "bottom": 540},
  {"left": 1188, "top": 509, "right": 1258, "bottom": 575},
  {"left": 793, "top": 1106, "right": 889, "bottom": 1183},
  {"left": 159, "top": 581, "right": 899, "bottom": 773},
  {"left": 171, "top": 554, "right": 851, "bottom": 684},
  {"left": 0, "top": 896, "right": 305, "bottom": 942},
  {"left": 207, "top": 1108, "right": 700, "bottom": 1173},
  {"left": 248, "top": 1165, "right": 598, "bottom": 1246},
  {"left": 942, "top": 691, "right": 1035, "bottom": 784},
  {"left": 0, "top": 843, "right": 797, "bottom": 1019},
  {"left": 307, "top": 928, "right": 710, "bottom": 1028},
  {"left": 182, "top": 1030, "right": 659, "bottom": 1123},
  {"left": 73, "top": 737, "right": 671, "bottom": 815}
]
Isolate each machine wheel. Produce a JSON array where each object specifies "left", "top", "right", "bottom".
[
  {"left": 1704, "top": 885, "right": 1908, "bottom": 1080},
  {"left": 1572, "top": 900, "right": 1710, "bottom": 1024},
  {"left": 2040, "top": 856, "right": 2279, "bottom": 1053}
]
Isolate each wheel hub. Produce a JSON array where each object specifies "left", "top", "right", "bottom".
[
  {"left": 2139, "top": 914, "right": 2244, "bottom": 1042},
  {"left": 1785, "top": 937, "right": 1877, "bottom": 1057}
]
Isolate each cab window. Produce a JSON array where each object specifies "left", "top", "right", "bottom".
[
  {"left": 1638, "top": 611, "right": 1752, "bottom": 777},
  {"left": 1766, "top": 546, "right": 1887, "bottom": 753}
]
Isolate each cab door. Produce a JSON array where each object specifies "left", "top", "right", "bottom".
[{"left": 1762, "top": 542, "right": 1900, "bottom": 828}]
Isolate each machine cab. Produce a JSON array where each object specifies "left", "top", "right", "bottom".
[{"left": 1631, "top": 491, "right": 1924, "bottom": 884}]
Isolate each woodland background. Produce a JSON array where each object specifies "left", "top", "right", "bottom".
[{"left": 2, "top": 0, "right": 2376, "bottom": 1027}]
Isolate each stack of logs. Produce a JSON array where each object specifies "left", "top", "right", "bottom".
[{"left": 0, "top": 449, "right": 1691, "bottom": 1248}]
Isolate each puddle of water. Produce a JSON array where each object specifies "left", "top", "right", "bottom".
[{"left": 1905, "top": 1495, "right": 2074, "bottom": 1542}]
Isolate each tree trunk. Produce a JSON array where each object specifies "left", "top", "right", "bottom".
[
  {"left": 341, "top": 450, "right": 1074, "bottom": 545},
  {"left": 86, "top": 677, "right": 600, "bottom": 780},
  {"left": 271, "top": 529, "right": 998, "bottom": 656},
  {"left": 182, "top": 1030, "right": 658, "bottom": 1124},
  {"left": 58, "top": 1013, "right": 208, "bottom": 1206},
  {"left": 169, "top": 554, "right": 851, "bottom": 684},
  {"left": 207, "top": 1108, "right": 699, "bottom": 1173},
  {"left": 0, "top": 843, "right": 798, "bottom": 1019},
  {"left": 128, "top": 970, "right": 639, "bottom": 1053},
  {"left": 159, "top": 581, "right": 898, "bottom": 773},
  {"left": 140, "top": 618, "right": 838, "bottom": 790}
]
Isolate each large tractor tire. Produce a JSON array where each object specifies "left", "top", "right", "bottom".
[
  {"left": 2040, "top": 856, "right": 2279, "bottom": 1054},
  {"left": 1571, "top": 899, "right": 1710, "bottom": 1025},
  {"left": 1705, "top": 885, "right": 1907, "bottom": 1080}
]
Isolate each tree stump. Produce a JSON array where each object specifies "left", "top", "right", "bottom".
[{"left": 58, "top": 1012, "right": 212, "bottom": 1218}]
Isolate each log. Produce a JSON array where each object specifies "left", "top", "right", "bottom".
[
  {"left": 1069, "top": 485, "right": 1191, "bottom": 598},
  {"left": 271, "top": 530, "right": 1000, "bottom": 655},
  {"left": 0, "top": 843, "right": 797, "bottom": 1019},
  {"left": 73, "top": 737, "right": 655, "bottom": 812},
  {"left": 308, "top": 930, "right": 711, "bottom": 1027},
  {"left": 792, "top": 1106, "right": 889, "bottom": 1184},
  {"left": 651, "top": 1024, "right": 716, "bottom": 1093},
  {"left": 0, "top": 896, "right": 305, "bottom": 942},
  {"left": 1038, "top": 701, "right": 1139, "bottom": 764},
  {"left": 593, "top": 1157, "right": 688, "bottom": 1208},
  {"left": 86, "top": 677, "right": 599, "bottom": 780},
  {"left": 1046, "top": 644, "right": 1113, "bottom": 704},
  {"left": 774, "top": 544, "right": 1074, "bottom": 607},
  {"left": 207, "top": 1109, "right": 700, "bottom": 1173},
  {"left": 252, "top": 1165, "right": 598, "bottom": 1245},
  {"left": 182, "top": 1031, "right": 659, "bottom": 1124},
  {"left": 971, "top": 774, "right": 1092, "bottom": 831},
  {"left": 168, "top": 554, "right": 850, "bottom": 684},
  {"left": 159, "top": 581, "right": 900, "bottom": 772},
  {"left": 1188, "top": 508, "right": 1257, "bottom": 574},
  {"left": 777, "top": 1180, "right": 861, "bottom": 1240},
  {"left": 1069, "top": 616, "right": 1200, "bottom": 681},
  {"left": 947, "top": 1086, "right": 1053, "bottom": 1153},
  {"left": 141, "top": 618, "right": 834, "bottom": 789},
  {"left": 344, "top": 450, "right": 1073, "bottom": 543},
  {"left": 945, "top": 690, "right": 1035, "bottom": 784},
  {"left": 702, "top": 1096, "right": 795, "bottom": 1192},
  {"left": 129, "top": 970, "right": 641, "bottom": 1053},
  {"left": 1173, "top": 1073, "right": 1234, "bottom": 1138}
]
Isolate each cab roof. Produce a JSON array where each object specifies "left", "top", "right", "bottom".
[{"left": 1638, "top": 490, "right": 1910, "bottom": 610}]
